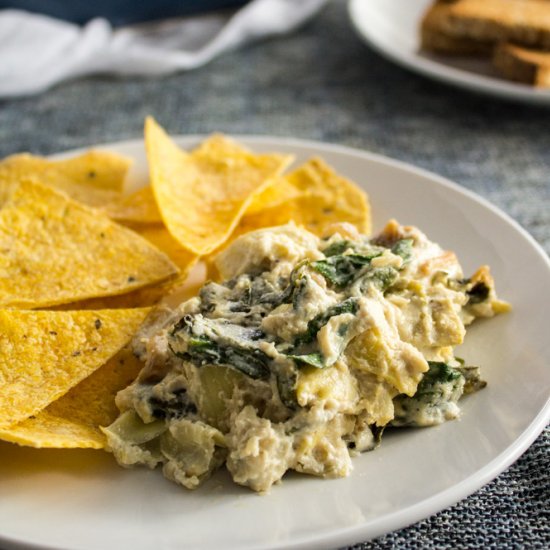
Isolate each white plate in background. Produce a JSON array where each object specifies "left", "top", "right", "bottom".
[
  {"left": 0, "top": 137, "right": 549, "bottom": 550},
  {"left": 348, "top": 0, "right": 550, "bottom": 106}
]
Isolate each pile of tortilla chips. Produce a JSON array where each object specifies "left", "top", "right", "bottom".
[{"left": 0, "top": 116, "right": 371, "bottom": 452}]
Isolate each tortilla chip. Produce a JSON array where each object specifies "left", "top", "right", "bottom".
[
  {"left": 242, "top": 157, "right": 370, "bottom": 234},
  {"left": 245, "top": 176, "right": 304, "bottom": 215},
  {"left": 0, "top": 308, "right": 150, "bottom": 429},
  {"left": 53, "top": 267, "right": 200, "bottom": 310},
  {"left": 0, "top": 150, "right": 130, "bottom": 191},
  {"left": 49, "top": 273, "right": 190, "bottom": 310},
  {"left": 145, "top": 117, "right": 293, "bottom": 255},
  {"left": 280, "top": 157, "right": 371, "bottom": 234},
  {"left": 53, "top": 184, "right": 120, "bottom": 209},
  {"left": 0, "top": 347, "right": 143, "bottom": 449},
  {"left": 103, "top": 186, "right": 163, "bottom": 224},
  {"left": 131, "top": 224, "right": 198, "bottom": 272},
  {"left": 206, "top": 158, "right": 371, "bottom": 263},
  {"left": 50, "top": 234, "right": 199, "bottom": 310},
  {"left": 0, "top": 150, "right": 131, "bottom": 208},
  {"left": 192, "top": 132, "right": 253, "bottom": 157},
  {"left": 0, "top": 179, "right": 178, "bottom": 308}
]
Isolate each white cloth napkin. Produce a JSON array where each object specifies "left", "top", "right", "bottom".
[{"left": 0, "top": 0, "right": 327, "bottom": 98}]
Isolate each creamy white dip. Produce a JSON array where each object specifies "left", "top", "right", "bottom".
[{"left": 102, "top": 221, "right": 507, "bottom": 492}]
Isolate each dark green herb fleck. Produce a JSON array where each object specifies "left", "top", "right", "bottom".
[
  {"left": 170, "top": 314, "right": 194, "bottom": 336},
  {"left": 337, "top": 322, "right": 350, "bottom": 337},
  {"left": 292, "top": 276, "right": 308, "bottom": 310}
]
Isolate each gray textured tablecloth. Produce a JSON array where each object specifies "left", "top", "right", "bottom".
[{"left": 0, "top": 1, "right": 548, "bottom": 548}]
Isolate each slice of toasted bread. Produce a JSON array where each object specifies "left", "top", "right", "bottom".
[
  {"left": 493, "top": 42, "right": 550, "bottom": 87},
  {"left": 422, "top": 3, "right": 493, "bottom": 55},
  {"left": 421, "top": 0, "right": 550, "bottom": 51}
]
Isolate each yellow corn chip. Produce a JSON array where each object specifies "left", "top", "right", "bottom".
[
  {"left": 0, "top": 150, "right": 131, "bottom": 208},
  {"left": 145, "top": 117, "right": 293, "bottom": 255},
  {"left": 48, "top": 183, "right": 120, "bottom": 209},
  {"left": 245, "top": 176, "right": 304, "bottom": 215},
  {"left": 103, "top": 186, "right": 163, "bottom": 224},
  {"left": 0, "top": 150, "right": 130, "bottom": 191},
  {"left": 279, "top": 157, "right": 371, "bottom": 235},
  {"left": 50, "top": 273, "right": 190, "bottom": 310},
  {"left": 250, "top": 193, "right": 369, "bottom": 236},
  {"left": 0, "top": 179, "right": 178, "bottom": 308},
  {"left": 192, "top": 132, "right": 252, "bottom": 157},
  {"left": 132, "top": 224, "right": 198, "bottom": 272},
  {"left": 0, "top": 347, "right": 143, "bottom": 449},
  {"left": 50, "top": 231, "right": 201, "bottom": 310},
  {"left": 0, "top": 308, "right": 150, "bottom": 429},
  {"left": 243, "top": 157, "right": 370, "bottom": 234},
  {"left": 207, "top": 158, "right": 371, "bottom": 262}
]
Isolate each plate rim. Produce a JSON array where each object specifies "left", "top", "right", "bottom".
[
  {"left": 347, "top": 0, "right": 550, "bottom": 106},
  {"left": 4, "top": 134, "right": 550, "bottom": 550}
]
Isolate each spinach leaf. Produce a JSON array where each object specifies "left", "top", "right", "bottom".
[
  {"left": 258, "top": 261, "right": 308, "bottom": 308},
  {"left": 312, "top": 253, "right": 380, "bottom": 287},
  {"left": 170, "top": 313, "right": 194, "bottom": 336},
  {"left": 358, "top": 266, "right": 398, "bottom": 292},
  {"left": 455, "top": 365, "right": 486, "bottom": 394},
  {"left": 390, "top": 361, "right": 466, "bottom": 428},
  {"left": 467, "top": 282, "right": 490, "bottom": 304},
  {"left": 422, "top": 361, "right": 463, "bottom": 386},
  {"left": 322, "top": 239, "right": 355, "bottom": 257},
  {"left": 276, "top": 371, "right": 298, "bottom": 409},
  {"left": 391, "top": 238, "right": 414, "bottom": 263},
  {"left": 148, "top": 389, "right": 197, "bottom": 420},
  {"left": 288, "top": 352, "right": 325, "bottom": 369},
  {"left": 172, "top": 336, "right": 270, "bottom": 380},
  {"left": 291, "top": 276, "right": 308, "bottom": 310},
  {"left": 295, "top": 298, "right": 359, "bottom": 346}
]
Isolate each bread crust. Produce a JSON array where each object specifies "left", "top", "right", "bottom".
[
  {"left": 493, "top": 42, "right": 550, "bottom": 87},
  {"left": 422, "top": 24, "right": 493, "bottom": 55},
  {"left": 421, "top": 0, "right": 550, "bottom": 51}
]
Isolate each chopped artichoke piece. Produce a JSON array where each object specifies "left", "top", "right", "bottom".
[
  {"left": 161, "top": 418, "right": 227, "bottom": 490},
  {"left": 101, "top": 410, "right": 167, "bottom": 468}
]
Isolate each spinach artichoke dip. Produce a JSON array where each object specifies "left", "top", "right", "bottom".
[{"left": 103, "top": 220, "right": 508, "bottom": 493}]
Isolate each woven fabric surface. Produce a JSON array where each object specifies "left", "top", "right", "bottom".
[{"left": 0, "top": 1, "right": 548, "bottom": 547}]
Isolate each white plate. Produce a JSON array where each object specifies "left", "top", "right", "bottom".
[
  {"left": 1, "top": 137, "right": 549, "bottom": 550},
  {"left": 348, "top": 0, "right": 550, "bottom": 106}
]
